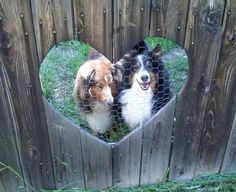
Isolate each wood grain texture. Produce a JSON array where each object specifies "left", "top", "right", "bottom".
[
  {"left": 222, "top": 115, "right": 236, "bottom": 172},
  {"left": 51, "top": 0, "right": 74, "bottom": 42},
  {"left": 113, "top": 128, "right": 142, "bottom": 188},
  {"left": 113, "top": 0, "right": 151, "bottom": 61},
  {"left": 80, "top": 130, "right": 112, "bottom": 189},
  {"left": 149, "top": 0, "right": 190, "bottom": 47},
  {"left": 170, "top": 0, "right": 226, "bottom": 180},
  {"left": 195, "top": 0, "right": 236, "bottom": 176},
  {"left": 73, "top": 0, "right": 112, "bottom": 60},
  {"left": 31, "top": 0, "right": 55, "bottom": 62},
  {"left": 140, "top": 97, "right": 176, "bottom": 185},
  {"left": 44, "top": 99, "right": 85, "bottom": 189},
  {"left": 0, "top": 65, "right": 26, "bottom": 192},
  {"left": 0, "top": 0, "right": 55, "bottom": 189}
]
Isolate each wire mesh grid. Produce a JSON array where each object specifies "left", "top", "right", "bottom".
[{"left": 40, "top": 38, "right": 188, "bottom": 142}]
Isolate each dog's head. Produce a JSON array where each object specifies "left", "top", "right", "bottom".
[
  {"left": 73, "top": 57, "right": 115, "bottom": 112},
  {"left": 122, "top": 43, "right": 162, "bottom": 91}
]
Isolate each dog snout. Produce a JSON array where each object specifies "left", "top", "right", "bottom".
[
  {"left": 141, "top": 75, "right": 149, "bottom": 82},
  {"left": 104, "top": 87, "right": 114, "bottom": 106},
  {"left": 107, "top": 98, "right": 114, "bottom": 107}
]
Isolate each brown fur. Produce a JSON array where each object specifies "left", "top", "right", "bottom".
[{"left": 73, "top": 56, "right": 114, "bottom": 112}]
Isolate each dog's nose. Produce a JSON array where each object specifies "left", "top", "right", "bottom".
[
  {"left": 141, "top": 75, "right": 149, "bottom": 82},
  {"left": 107, "top": 100, "right": 113, "bottom": 107}
]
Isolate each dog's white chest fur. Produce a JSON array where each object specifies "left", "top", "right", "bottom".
[
  {"left": 82, "top": 102, "right": 112, "bottom": 134},
  {"left": 119, "top": 82, "right": 153, "bottom": 130}
]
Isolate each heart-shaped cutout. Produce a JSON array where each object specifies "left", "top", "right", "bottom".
[{"left": 40, "top": 37, "right": 188, "bottom": 142}]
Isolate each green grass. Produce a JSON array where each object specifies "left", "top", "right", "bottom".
[
  {"left": 145, "top": 37, "right": 179, "bottom": 55},
  {"left": 40, "top": 173, "right": 236, "bottom": 192},
  {"left": 165, "top": 56, "right": 188, "bottom": 93},
  {"left": 0, "top": 162, "right": 37, "bottom": 192},
  {"left": 40, "top": 41, "right": 91, "bottom": 125},
  {"left": 40, "top": 38, "right": 188, "bottom": 142},
  {"left": 1, "top": 161, "right": 236, "bottom": 192}
]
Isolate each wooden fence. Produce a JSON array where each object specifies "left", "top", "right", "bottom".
[{"left": 0, "top": 0, "right": 236, "bottom": 191}]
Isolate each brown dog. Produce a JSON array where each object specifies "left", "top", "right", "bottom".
[{"left": 73, "top": 50, "right": 120, "bottom": 134}]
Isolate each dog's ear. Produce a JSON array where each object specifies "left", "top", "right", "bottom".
[
  {"left": 87, "top": 69, "right": 96, "bottom": 86},
  {"left": 73, "top": 69, "right": 96, "bottom": 102},
  {"left": 111, "top": 64, "right": 123, "bottom": 84},
  {"left": 133, "top": 40, "right": 149, "bottom": 54},
  {"left": 151, "top": 44, "right": 161, "bottom": 57}
]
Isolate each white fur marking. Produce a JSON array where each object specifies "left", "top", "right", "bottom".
[
  {"left": 82, "top": 102, "right": 112, "bottom": 134},
  {"left": 104, "top": 86, "right": 114, "bottom": 103},
  {"left": 137, "top": 55, "right": 144, "bottom": 66},
  {"left": 119, "top": 79, "right": 153, "bottom": 130}
]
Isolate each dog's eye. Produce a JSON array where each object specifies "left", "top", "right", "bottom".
[
  {"left": 97, "top": 84, "right": 104, "bottom": 89},
  {"left": 146, "top": 61, "right": 152, "bottom": 70},
  {"left": 132, "top": 65, "right": 139, "bottom": 72}
]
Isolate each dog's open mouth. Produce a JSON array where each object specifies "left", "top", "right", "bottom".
[{"left": 137, "top": 80, "right": 150, "bottom": 90}]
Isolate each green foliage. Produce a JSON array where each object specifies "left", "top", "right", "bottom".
[{"left": 145, "top": 37, "right": 179, "bottom": 55}]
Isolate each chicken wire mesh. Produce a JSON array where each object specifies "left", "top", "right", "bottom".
[{"left": 40, "top": 38, "right": 188, "bottom": 142}]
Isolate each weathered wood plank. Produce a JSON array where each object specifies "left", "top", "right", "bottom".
[
  {"left": 149, "top": 0, "right": 190, "bottom": 47},
  {"left": 170, "top": 0, "right": 226, "bottom": 180},
  {"left": 195, "top": 0, "right": 236, "bottom": 176},
  {"left": 113, "top": 0, "right": 151, "bottom": 61},
  {"left": 51, "top": 0, "right": 74, "bottom": 41},
  {"left": 140, "top": 97, "right": 176, "bottom": 185},
  {"left": 113, "top": 128, "right": 142, "bottom": 188},
  {"left": 31, "top": 0, "right": 55, "bottom": 62},
  {"left": 44, "top": 99, "right": 85, "bottom": 189},
  {"left": 0, "top": 0, "right": 55, "bottom": 189},
  {"left": 0, "top": 66, "right": 26, "bottom": 192},
  {"left": 80, "top": 130, "right": 112, "bottom": 189},
  {"left": 73, "top": 0, "right": 112, "bottom": 60},
  {"left": 222, "top": 115, "right": 236, "bottom": 172}
]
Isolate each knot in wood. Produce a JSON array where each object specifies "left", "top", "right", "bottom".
[
  {"left": 228, "top": 34, "right": 235, "bottom": 43},
  {"left": 204, "top": 10, "right": 220, "bottom": 27},
  {"left": 29, "top": 148, "right": 39, "bottom": 160},
  {"left": 0, "top": 25, "right": 13, "bottom": 49},
  {"left": 193, "top": 7, "right": 198, "bottom": 16},
  {"left": 185, "top": 114, "right": 194, "bottom": 125}
]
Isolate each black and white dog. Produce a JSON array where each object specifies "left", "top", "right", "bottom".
[{"left": 116, "top": 41, "right": 172, "bottom": 130}]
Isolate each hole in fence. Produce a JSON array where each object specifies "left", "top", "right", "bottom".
[{"left": 39, "top": 37, "right": 189, "bottom": 142}]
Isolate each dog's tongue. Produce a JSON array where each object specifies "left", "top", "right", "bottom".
[{"left": 140, "top": 83, "right": 149, "bottom": 90}]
